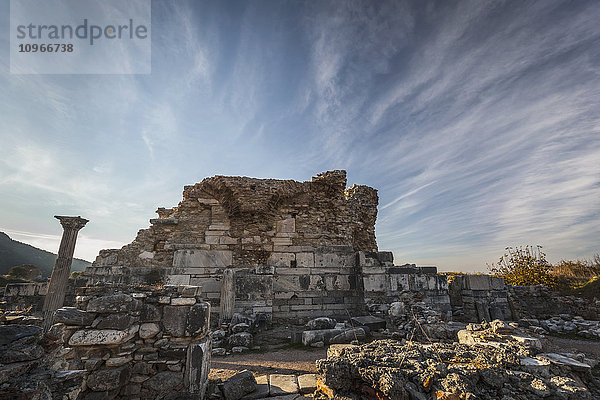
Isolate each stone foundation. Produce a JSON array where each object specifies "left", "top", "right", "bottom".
[{"left": 47, "top": 285, "right": 211, "bottom": 400}]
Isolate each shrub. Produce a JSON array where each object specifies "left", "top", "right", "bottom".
[
  {"left": 7, "top": 264, "right": 42, "bottom": 280},
  {"left": 488, "top": 245, "right": 557, "bottom": 288}
]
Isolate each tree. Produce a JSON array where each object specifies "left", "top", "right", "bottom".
[{"left": 488, "top": 245, "right": 557, "bottom": 288}]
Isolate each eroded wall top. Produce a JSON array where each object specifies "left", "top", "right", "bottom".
[{"left": 94, "top": 170, "right": 378, "bottom": 269}]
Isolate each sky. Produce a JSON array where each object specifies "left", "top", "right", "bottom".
[{"left": 0, "top": 0, "right": 599, "bottom": 272}]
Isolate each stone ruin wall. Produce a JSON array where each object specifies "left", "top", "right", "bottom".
[
  {"left": 84, "top": 171, "right": 384, "bottom": 322},
  {"left": 78, "top": 170, "right": 457, "bottom": 323}
]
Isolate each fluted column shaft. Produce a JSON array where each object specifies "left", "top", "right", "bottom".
[{"left": 42, "top": 216, "right": 88, "bottom": 331}]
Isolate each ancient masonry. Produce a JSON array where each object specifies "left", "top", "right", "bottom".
[{"left": 83, "top": 171, "right": 451, "bottom": 322}]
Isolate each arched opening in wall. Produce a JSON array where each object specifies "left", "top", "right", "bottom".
[{"left": 154, "top": 240, "right": 166, "bottom": 252}]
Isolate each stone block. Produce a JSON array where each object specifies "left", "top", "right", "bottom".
[
  {"left": 139, "top": 323, "right": 161, "bottom": 339},
  {"left": 68, "top": 326, "right": 139, "bottom": 346},
  {"left": 464, "top": 275, "right": 491, "bottom": 290},
  {"left": 142, "top": 371, "right": 183, "bottom": 393},
  {"left": 185, "top": 336, "right": 211, "bottom": 395},
  {"left": 163, "top": 306, "right": 190, "bottom": 337},
  {"left": 86, "top": 365, "right": 131, "bottom": 391},
  {"left": 240, "top": 375, "right": 269, "bottom": 400},
  {"left": 269, "top": 374, "right": 298, "bottom": 396},
  {"left": 87, "top": 294, "right": 141, "bottom": 313},
  {"left": 296, "top": 252, "right": 315, "bottom": 268},
  {"left": 222, "top": 370, "right": 257, "bottom": 400},
  {"left": 171, "top": 297, "right": 196, "bottom": 306},
  {"left": 187, "top": 302, "right": 210, "bottom": 337},
  {"left": 377, "top": 251, "right": 394, "bottom": 263},
  {"left": 302, "top": 329, "right": 344, "bottom": 346},
  {"left": 173, "top": 250, "right": 233, "bottom": 268},
  {"left": 362, "top": 275, "right": 386, "bottom": 292},
  {"left": 350, "top": 315, "right": 386, "bottom": 331},
  {"left": 298, "top": 374, "right": 317, "bottom": 394},
  {"left": 267, "top": 252, "right": 295, "bottom": 267},
  {"left": 419, "top": 266, "right": 438, "bottom": 274},
  {"left": 96, "top": 314, "right": 138, "bottom": 330},
  {"left": 167, "top": 275, "right": 191, "bottom": 285},
  {"left": 140, "top": 303, "right": 161, "bottom": 322},
  {"left": 54, "top": 308, "right": 96, "bottom": 326}
]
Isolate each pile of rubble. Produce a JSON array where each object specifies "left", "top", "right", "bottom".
[
  {"left": 0, "top": 324, "right": 84, "bottom": 399},
  {"left": 533, "top": 315, "right": 600, "bottom": 339},
  {"left": 315, "top": 320, "right": 600, "bottom": 399},
  {"left": 211, "top": 313, "right": 270, "bottom": 356}
]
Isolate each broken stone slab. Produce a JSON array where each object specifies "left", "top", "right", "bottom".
[
  {"left": 269, "top": 374, "right": 299, "bottom": 396},
  {"left": 139, "top": 322, "right": 161, "bottom": 339},
  {"left": 162, "top": 305, "right": 190, "bottom": 337},
  {"left": 105, "top": 356, "right": 133, "bottom": 367},
  {"left": 96, "top": 313, "right": 138, "bottom": 330},
  {"left": 509, "top": 335, "right": 542, "bottom": 350},
  {"left": 297, "top": 374, "right": 317, "bottom": 394},
  {"left": 519, "top": 357, "right": 551, "bottom": 376},
  {"left": 86, "top": 365, "right": 131, "bottom": 391},
  {"left": 0, "top": 325, "right": 42, "bottom": 346},
  {"left": 222, "top": 370, "right": 257, "bottom": 400},
  {"left": 350, "top": 315, "right": 386, "bottom": 331},
  {"left": 186, "top": 302, "right": 210, "bottom": 337},
  {"left": 305, "top": 317, "right": 337, "bottom": 330},
  {"left": 142, "top": 371, "right": 183, "bottom": 393},
  {"left": 229, "top": 332, "right": 253, "bottom": 348},
  {"left": 86, "top": 294, "right": 141, "bottom": 313},
  {"left": 538, "top": 353, "right": 592, "bottom": 371},
  {"left": 330, "top": 328, "right": 366, "bottom": 344},
  {"left": 240, "top": 375, "right": 269, "bottom": 400},
  {"left": 68, "top": 325, "right": 139, "bottom": 346},
  {"left": 302, "top": 329, "right": 344, "bottom": 346},
  {"left": 54, "top": 308, "right": 96, "bottom": 326}
]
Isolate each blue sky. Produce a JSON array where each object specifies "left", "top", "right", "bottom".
[{"left": 0, "top": 0, "right": 599, "bottom": 272}]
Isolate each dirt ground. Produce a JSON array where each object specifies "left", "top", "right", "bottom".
[{"left": 208, "top": 329, "right": 600, "bottom": 381}]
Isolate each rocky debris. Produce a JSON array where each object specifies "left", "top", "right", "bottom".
[
  {"left": 315, "top": 323, "right": 600, "bottom": 400},
  {"left": 44, "top": 285, "right": 212, "bottom": 400},
  {"left": 221, "top": 370, "right": 257, "bottom": 400},
  {"left": 306, "top": 317, "right": 337, "bottom": 331},
  {"left": 533, "top": 315, "right": 600, "bottom": 339},
  {"left": 0, "top": 324, "right": 84, "bottom": 399},
  {"left": 211, "top": 313, "right": 268, "bottom": 356}
]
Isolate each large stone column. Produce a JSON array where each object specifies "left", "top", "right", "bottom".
[{"left": 42, "top": 216, "right": 88, "bottom": 331}]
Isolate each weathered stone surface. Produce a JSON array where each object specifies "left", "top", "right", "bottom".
[
  {"left": 240, "top": 375, "right": 269, "bottom": 400},
  {"left": 96, "top": 314, "right": 138, "bottom": 330},
  {"left": 187, "top": 302, "right": 210, "bottom": 337},
  {"left": 143, "top": 371, "right": 183, "bottom": 393},
  {"left": 54, "top": 307, "right": 96, "bottom": 326},
  {"left": 140, "top": 303, "right": 161, "bottom": 322},
  {"left": 539, "top": 353, "right": 592, "bottom": 371},
  {"left": 163, "top": 305, "right": 189, "bottom": 337},
  {"left": 0, "top": 325, "right": 42, "bottom": 346},
  {"left": 228, "top": 332, "right": 253, "bottom": 348},
  {"left": 269, "top": 374, "right": 299, "bottom": 396},
  {"left": 297, "top": 374, "right": 317, "bottom": 394},
  {"left": 171, "top": 297, "right": 196, "bottom": 306},
  {"left": 105, "top": 356, "right": 132, "bottom": 367},
  {"left": 87, "top": 366, "right": 131, "bottom": 391},
  {"left": 221, "top": 370, "right": 257, "bottom": 400},
  {"left": 139, "top": 322, "right": 161, "bottom": 339},
  {"left": 305, "top": 317, "right": 337, "bottom": 331},
  {"left": 330, "top": 328, "right": 366, "bottom": 344},
  {"left": 302, "top": 329, "right": 344, "bottom": 346},
  {"left": 86, "top": 294, "right": 140, "bottom": 313},
  {"left": 350, "top": 315, "right": 386, "bottom": 331},
  {"left": 68, "top": 326, "right": 139, "bottom": 346}
]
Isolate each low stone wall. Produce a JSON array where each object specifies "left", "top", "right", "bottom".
[
  {"left": 448, "top": 275, "right": 512, "bottom": 322},
  {"left": 48, "top": 285, "right": 211, "bottom": 400},
  {"left": 508, "top": 285, "right": 600, "bottom": 320}
]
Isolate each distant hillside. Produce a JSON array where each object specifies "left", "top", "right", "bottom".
[{"left": 0, "top": 232, "right": 91, "bottom": 277}]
